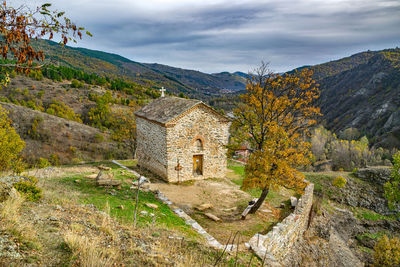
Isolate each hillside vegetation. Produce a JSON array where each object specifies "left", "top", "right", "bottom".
[
  {"left": 32, "top": 40, "right": 247, "bottom": 99},
  {"left": 314, "top": 48, "right": 400, "bottom": 148}
]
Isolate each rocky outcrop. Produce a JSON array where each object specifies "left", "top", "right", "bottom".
[{"left": 355, "top": 167, "right": 392, "bottom": 185}]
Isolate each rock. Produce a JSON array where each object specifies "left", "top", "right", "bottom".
[
  {"left": 146, "top": 203, "right": 158, "bottom": 209},
  {"left": 85, "top": 174, "right": 98, "bottom": 179},
  {"left": 55, "top": 205, "right": 65, "bottom": 211},
  {"left": 222, "top": 207, "right": 237, "bottom": 212},
  {"left": 140, "top": 210, "right": 148, "bottom": 216},
  {"left": 116, "top": 205, "right": 124, "bottom": 209},
  {"left": 205, "top": 213, "right": 221, "bottom": 222},
  {"left": 0, "top": 182, "right": 12, "bottom": 202},
  {"left": 196, "top": 203, "right": 213, "bottom": 211},
  {"left": 355, "top": 167, "right": 391, "bottom": 185},
  {"left": 98, "top": 165, "right": 111, "bottom": 171},
  {"left": 150, "top": 213, "right": 155, "bottom": 217},
  {"left": 313, "top": 160, "right": 333, "bottom": 171},
  {"left": 48, "top": 216, "right": 58, "bottom": 221},
  {"left": 96, "top": 171, "right": 121, "bottom": 186},
  {"left": 290, "top": 196, "right": 298, "bottom": 207},
  {"left": 74, "top": 179, "right": 81, "bottom": 183}
]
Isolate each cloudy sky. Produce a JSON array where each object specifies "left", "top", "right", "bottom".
[{"left": 19, "top": 0, "right": 400, "bottom": 73}]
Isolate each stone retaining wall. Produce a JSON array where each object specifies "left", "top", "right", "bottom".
[{"left": 248, "top": 183, "right": 314, "bottom": 266}]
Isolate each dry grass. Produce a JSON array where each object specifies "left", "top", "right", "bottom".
[
  {"left": 64, "top": 231, "right": 117, "bottom": 267},
  {"left": 0, "top": 189, "right": 39, "bottom": 249}
]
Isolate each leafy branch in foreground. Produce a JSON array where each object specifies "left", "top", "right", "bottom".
[{"left": 0, "top": 1, "right": 90, "bottom": 84}]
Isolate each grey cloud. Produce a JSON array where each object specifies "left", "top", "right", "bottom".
[{"left": 15, "top": 0, "right": 400, "bottom": 73}]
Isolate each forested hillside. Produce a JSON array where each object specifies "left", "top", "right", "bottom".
[
  {"left": 33, "top": 40, "right": 247, "bottom": 99},
  {"left": 314, "top": 48, "right": 400, "bottom": 148}
]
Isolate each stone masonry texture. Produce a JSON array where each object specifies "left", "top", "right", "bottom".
[
  {"left": 135, "top": 98, "right": 230, "bottom": 182},
  {"left": 248, "top": 183, "right": 314, "bottom": 265}
]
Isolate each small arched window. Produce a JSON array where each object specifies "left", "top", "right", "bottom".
[{"left": 195, "top": 139, "right": 203, "bottom": 150}]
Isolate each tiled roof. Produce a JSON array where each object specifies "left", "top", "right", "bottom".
[{"left": 134, "top": 96, "right": 203, "bottom": 124}]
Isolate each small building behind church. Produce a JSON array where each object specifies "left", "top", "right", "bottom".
[{"left": 134, "top": 96, "right": 231, "bottom": 183}]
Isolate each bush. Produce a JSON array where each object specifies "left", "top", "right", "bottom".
[
  {"left": 49, "top": 154, "right": 60, "bottom": 166},
  {"left": 71, "top": 79, "right": 84, "bottom": 88},
  {"left": 374, "top": 235, "right": 400, "bottom": 266},
  {"left": 38, "top": 158, "right": 51, "bottom": 169},
  {"left": 0, "top": 105, "right": 25, "bottom": 172},
  {"left": 13, "top": 177, "right": 42, "bottom": 202},
  {"left": 332, "top": 176, "right": 347, "bottom": 188},
  {"left": 94, "top": 133, "right": 104, "bottom": 143},
  {"left": 384, "top": 152, "right": 400, "bottom": 210},
  {"left": 46, "top": 100, "right": 82, "bottom": 123}
]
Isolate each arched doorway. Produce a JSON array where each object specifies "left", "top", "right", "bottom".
[{"left": 193, "top": 155, "right": 203, "bottom": 175}]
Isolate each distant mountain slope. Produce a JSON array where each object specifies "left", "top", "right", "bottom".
[
  {"left": 312, "top": 48, "right": 400, "bottom": 148},
  {"left": 33, "top": 40, "right": 246, "bottom": 98},
  {"left": 144, "top": 63, "right": 247, "bottom": 94}
]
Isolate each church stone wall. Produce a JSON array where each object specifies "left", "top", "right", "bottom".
[
  {"left": 165, "top": 106, "right": 230, "bottom": 182},
  {"left": 136, "top": 117, "right": 168, "bottom": 179}
]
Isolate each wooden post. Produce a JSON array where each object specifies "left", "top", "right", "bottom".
[
  {"left": 175, "top": 159, "right": 183, "bottom": 184},
  {"left": 133, "top": 178, "right": 140, "bottom": 228}
]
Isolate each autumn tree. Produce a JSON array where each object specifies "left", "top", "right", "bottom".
[
  {"left": 384, "top": 151, "right": 400, "bottom": 210},
  {"left": 233, "top": 63, "right": 321, "bottom": 214},
  {"left": 0, "top": 105, "right": 25, "bottom": 172},
  {"left": 0, "top": 0, "right": 90, "bottom": 85},
  {"left": 112, "top": 105, "right": 138, "bottom": 158}
]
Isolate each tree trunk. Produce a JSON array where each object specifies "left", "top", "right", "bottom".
[{"left": 249, "top": 188, "right": 269, "bottom": 214}]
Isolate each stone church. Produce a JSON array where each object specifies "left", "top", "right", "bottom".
[{"left": 135, "top": 96, "right": 231, "bottom": 183}]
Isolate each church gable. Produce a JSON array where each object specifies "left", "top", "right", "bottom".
[
  {"left": 134, "top": 96, "right": 229, "bottom": 127},
  {"left": 134, "top": 97, "right": 201, "bottom": 125},
  {"left": 165, "top": 103, "right": 230, "bottom": 128}
]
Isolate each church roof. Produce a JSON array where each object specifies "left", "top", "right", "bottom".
[{"left": 135, "top": 96, "right": 229, "bottom": 125}]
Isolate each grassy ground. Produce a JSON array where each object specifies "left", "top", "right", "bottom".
[
  {"left": 1, "top": 161, "right": 262, "bottom": 266},
  {"left": 228, "top": 160, "right": 295, "bottom": 208},
  {"left": 57, "top": 161, "right": 198, "bottom": 237}
]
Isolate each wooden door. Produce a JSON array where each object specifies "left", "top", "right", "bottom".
[{"left": 193, "top": 155, "right": 203, "bottom": 175}]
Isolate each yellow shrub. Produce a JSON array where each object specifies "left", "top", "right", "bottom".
[
  {"left": 332, "top": 176, "right": 347, "bottom": 188},
  {"left": 374, "top": 235, "right": 400, "bottom": 266}
]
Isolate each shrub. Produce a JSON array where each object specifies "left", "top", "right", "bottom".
[
  {"left": 71, "top": 79, "right": 84, "bottom": 88},
  {"left": 0, "top": 105, "right": 25, "bottom": 172},
  {"left": 38, "top": 158, "right": 51, "bottom": 169},
  {"left": 94, "top": 133, "right": 104, "bottom": 143},
  {"left": 332, "top": 176, "right": 347, "bottom": 188},
  {"left": 384, "top": 152, "right": 400, "bottom": 210},
  {"left": 374, "top": 235, "right": 400, "bottom": 266},
  {"left": 352, "top": 168, "right": 358, "bottom": 174},
  {"left": 9, "top": 70, "right": 17, "bottom": 78},
  {"left": 13, "top": 177, "right": 42, "bottom": 202},
  {"left": 46, "top": 100, "right": 82, "bottom": 123},
  {"left": 49, "top": 154, "right": 60, "bottom": 166}
]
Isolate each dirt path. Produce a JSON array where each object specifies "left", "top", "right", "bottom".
[{"left": 148, "top": 170, "right": 286, "bottom": 243}]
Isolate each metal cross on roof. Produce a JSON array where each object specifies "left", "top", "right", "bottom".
[{"left": 160, "top": 87, "right": 166, "bottom": 97}]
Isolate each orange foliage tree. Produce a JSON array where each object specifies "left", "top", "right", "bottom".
[
  {"left": 0, "top": 1, "right": 89, "bottom": 82},
  {"left": 233, "top": 63, "right": 321, "bottom": 214}
]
